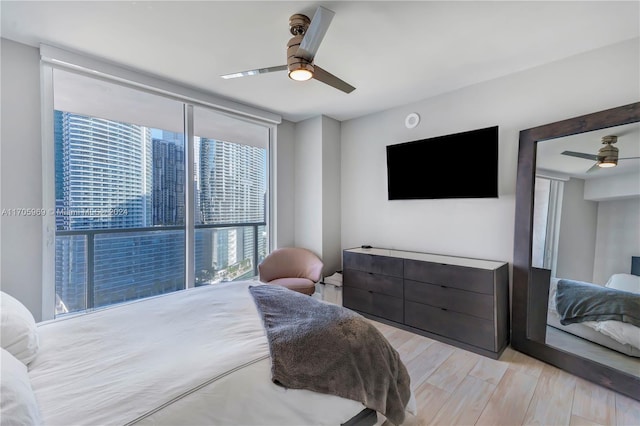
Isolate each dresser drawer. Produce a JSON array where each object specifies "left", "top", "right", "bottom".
[
  {"left": 404, "top": 259, "right": 494, "bottom": 294},
  {"left": 405, "top": 301, "right": 495, "bottom": 351},
  {"left": 404, "top": 279, "right": 493, "bottom": 320},
  {"left": 343, "top": 287, "right": 403, "bottom": 323},
  {"left": 344, "top": 251, "right": 403, "bottom": 277},
  {"left": 343, "top": 269, "right": 403, "bottom": 298}
]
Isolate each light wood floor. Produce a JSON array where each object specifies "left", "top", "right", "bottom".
[{"left": 370, "top": 320, "right": 640, "bottom": 426}]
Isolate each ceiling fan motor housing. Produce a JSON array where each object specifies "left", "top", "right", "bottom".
[
  {"left": 598, "top": 135, "right": 619, "bottom": 166},
  {"left": 287, "top": 35, "right": 314, "bottom": 74},
  {"left": 289, "top": 14, "right": 310, "bottom": 35},
  {"left": 287, "top": 14, "right": 314, "bottom": 78}
]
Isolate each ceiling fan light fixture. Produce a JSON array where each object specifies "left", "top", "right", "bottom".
[
  {"left": 289, "top": 67, "right": 313, "bottom": 81},
  {"left": 287, "top": 61, "right": 314, "bottom": 81},
  {"left": 597, "top": 159, "right": 617, "bottom": 168}
]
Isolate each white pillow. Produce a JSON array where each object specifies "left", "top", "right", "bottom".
[
  {"left": 605, "top": 273, "right": 640, "bottom": 295},
  {"left": 0, "top": 291, "right": 39, "bottom": 365},
  {"left": 0, "top": 348, "right": 43, "bottom": 425}
]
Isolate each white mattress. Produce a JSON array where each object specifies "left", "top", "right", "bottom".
[
  {"left": 29, "top": 280, "right": 377, "bottom": 425},
  {"left": 548, "top": 278, "right": 640, "bottom": 356}
]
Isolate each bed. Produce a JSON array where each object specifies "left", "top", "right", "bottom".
[
  {"left": 1, "top": 280, "right": 416, "bottom": 425},
  {"left": 547, "top": 273, "right": 640, "bottom": 357}
]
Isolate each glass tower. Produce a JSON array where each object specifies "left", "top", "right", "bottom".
[
  {"left": 55, "top": 111, "right": 151, "bottom": 230},
  {"left": 198, "top": 138, "right": 266, "bottom": 275},
  {"left": 54, "top": 111, "right": 185, "bottom": 312},
  {"left": 54, "top": 112, "right": 267, "bottom": 313}
]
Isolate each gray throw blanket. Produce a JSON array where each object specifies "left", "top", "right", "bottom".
[
  {"left": 249, "top": 285, "right": 412, "bottom": 426},
  {"left": 556, "top": 279, "right": 640, "bottom": 327}
]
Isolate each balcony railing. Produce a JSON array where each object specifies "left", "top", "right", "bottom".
[{"left": 55, "top": 222, "right": 266, "bottom": 315}]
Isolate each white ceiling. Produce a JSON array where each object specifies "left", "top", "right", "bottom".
[{"left": 1, "top": 1, "right": 638, "bottom": 123}]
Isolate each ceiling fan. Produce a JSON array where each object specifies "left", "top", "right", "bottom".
[
  {"left": 221, "top": 6, "right": 355, "bottom": 94},
  {"left": 561, "top": 135, "right": 640, "bottom": 173}
]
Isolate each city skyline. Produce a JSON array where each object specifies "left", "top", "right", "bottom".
[{"left": 54, "top": 110, "right": 268, "bottom": 315}]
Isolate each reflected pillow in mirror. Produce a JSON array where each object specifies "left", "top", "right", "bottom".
[{"left": 605, "top": 273, "right": 640, "bottom": 295}]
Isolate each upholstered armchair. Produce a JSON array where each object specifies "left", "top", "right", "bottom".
[{"left": 258, "top": 247, "right": 323, "bottom": 295}]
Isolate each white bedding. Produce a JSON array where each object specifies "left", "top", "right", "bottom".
[
  {"left": 29, "top": 280, "right": 379, "bottom": 425},
  {"left": 548, "top": 278, "right": 640, "bottom": 352}
]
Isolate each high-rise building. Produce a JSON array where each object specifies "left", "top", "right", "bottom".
[
  {"left": 198, "top": 138, "right": 266, "bottom": 275},
  {"left": 198, "top": 138, "right": 265, "bottom": 224},
  {"left": 54, "top": 111, "right": 152, "bottom": 230},
  {"left": 54, "top": 111, "right": 67, "bottom": 231},
  {"left": 54, "top": 111, "right": 185, "bottom": 312},
  {"left": 54, "top": 113, "right": 267, "bottom": 313},
  {"left": 152, "top": 138, "right": 185, "bottom": 225}
]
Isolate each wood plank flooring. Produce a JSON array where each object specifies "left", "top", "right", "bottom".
[{"left": 370, "top": 320, "right": 640, "bottom": 426}]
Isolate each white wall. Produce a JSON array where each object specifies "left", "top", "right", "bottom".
[
  {"left": 0, "top": 39, "right": 44, "bottom": 320},
  {"left": 585, "top": 172, "right": 640, "bottom": 201},
  {"left": 321, "top": 116, "right": 341, "bottom": 274},
  {"left": 556, "top": 178, "right": 598, "bottom": 282},
  {"left": 594, "top": 198, "right": 640, "bottom": 284},
  {"left": 555, "top": 171, "right": 640, "bottom": 284},
  {"left": 291, "top": 115, "right": 342, "bottom": 275},
  {"left": 543, "top": 174, "right": 639, "bottom": 285},
  {"left": 273, "top": 120, "right": 295, "bottom": 248},
  {"left": 340, "top": 38, "right": 639, "bottom": 267},
  {"left": 294, "top": 116, "right": 323, "bottom": 255}
]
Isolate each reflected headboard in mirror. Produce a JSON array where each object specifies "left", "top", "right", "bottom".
[{"left": 512, "top": 102, "right": 640, "bottom": 401}]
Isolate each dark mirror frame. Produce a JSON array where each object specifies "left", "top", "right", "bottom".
[{"left": 512, "top": 102, "right": 640, "bottom": 401}]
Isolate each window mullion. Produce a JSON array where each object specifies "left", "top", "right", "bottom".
[
  {"left": 184, "top": 104, "right": 195, "bottom": 289},
  {"left": 41, "top": 63, "right": 56, "bottom": 321}
]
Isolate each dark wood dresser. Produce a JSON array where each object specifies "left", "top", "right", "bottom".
[{"left": 343, "top": 247, "right": 509, "bottom": 359}]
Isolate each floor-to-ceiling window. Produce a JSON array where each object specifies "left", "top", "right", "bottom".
[
  {"left": 193, "top": 107, "right": 269, "bottom": 285},
  {"left": 532, "top": 176, "right": 564, "bottom": 275},
  {"left": 48, "top": 63, "right": 272, "bottom": 317}
]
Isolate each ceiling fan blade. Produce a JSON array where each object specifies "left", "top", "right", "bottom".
[
  {"left": 586, "top": 162, "right": 601, "bottom": 173},
  {"left": 221, "top": 65, "right": 287, "bottom": 79},
  {"left": 561, "top": 150, "right": 599, "bottom": 161},
  {"left": 619, "top": 156, "right": 640, "bottom": 160},
  {"left": 312, "top": 65, "right": 356, "bottom": 94},
  {"left": 296, "top": 6, "right": 335, "bottom": 62}
]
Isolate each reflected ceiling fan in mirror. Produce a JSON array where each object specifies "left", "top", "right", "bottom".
[
  {"left": 561, "top": 134, "right": 640, "bottom": 173},
  {"left": 221, "top": 6, "right": 355, "bottom": 94}
]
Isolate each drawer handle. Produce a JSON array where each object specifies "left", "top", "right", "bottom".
[
  {"left": 440, "top": 285, "right": 447, "bottom": 288},
  {"left": 368, "top": 290, "right": 373, "bottom": 294},
  {"left": 440, "top": 307, "right": 448, "bottom": 311}
]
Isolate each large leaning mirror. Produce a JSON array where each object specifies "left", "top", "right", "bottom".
[{"left": 513, "top": 102, "right": 640, "bottom": 401}]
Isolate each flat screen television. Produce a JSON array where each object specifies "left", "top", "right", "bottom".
[{"left": 386, "top": 125, "right": 498, "bottom": 200}]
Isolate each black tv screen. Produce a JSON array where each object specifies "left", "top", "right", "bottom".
[{"left": 386, "top": 126, "right": 498, "bottom": 200}]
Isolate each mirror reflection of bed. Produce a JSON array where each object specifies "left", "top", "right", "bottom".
[
  {"left": 533, "top": 122, "right": 640, "bottom": 378},
  {"left": 546, "top": 271, "right": 640, "bottom": 376}
]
